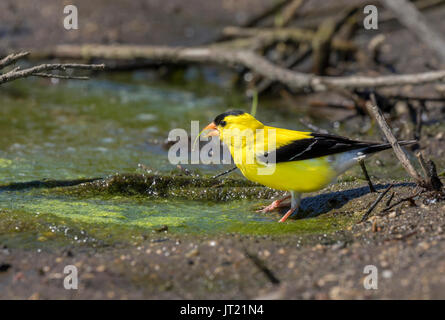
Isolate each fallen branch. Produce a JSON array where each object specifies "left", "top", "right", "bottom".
[
  {"left": 367, "top": 93, "right": 426, "bottom": 186},
  {"left": 221, "top": 26, "right": 357, "bottom": 51},
  {"left": 37, "top": 45, "right": 445, "bottom": 92}
]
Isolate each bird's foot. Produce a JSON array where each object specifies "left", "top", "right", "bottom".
[
  {"left": 256, "top": 197, "right": 290, "bottom": 213},
  {"left": 257, "top": 200, "right": 281, "bottom": 213}
]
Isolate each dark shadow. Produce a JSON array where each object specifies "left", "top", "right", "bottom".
[
  {"left": 0, "top": 178, "right": 102, "bottom": 192},
  {"left": 283, "top": 182, "right": 416, "bottom": 220}
]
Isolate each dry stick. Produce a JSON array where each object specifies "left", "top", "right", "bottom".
[
  {"left": 221, "top": 27, "right": 357, "bottom": 52},
  {"left": 308, "top": 100, "right": 355, "bottom": 111},
  {"left": 367, "top": 93, "right": 426, "bottom": 186},
  {"left": 43, "top": 45, "right": 445, "bottom": 92},
  {"left": 416, "top": 151, "right": 444, "bottom": 190},
  {"left": 215, "top": 0, "right": 293, "bottom": 42},
  {"left": 0, "top": 51, "right": 30, "bottom": 69},
  {"left": 276, "top": 0, "right": 306, "bottom": 27},
  {"left": 212, "top": 166, "right": 238, "bottom": 179},
  {"left": 382, "top": 0, "right": 445, "bottom": 64},
  {"left": 416, "top": 151, "right": 430, "bottom": 178},
  {"left": 360, "top": 184, "right": 394, "bottom": 222},
  {"left": 295, "top": 0, "right": 445, "bottom": 29},
  {"left": 359, "top": 159, "right": 377, "bottom": 193},
  {"left": 386, "top": 95, "right": 445, "bottom": 102},
  {"left": 414, "top": 102, "right": 424, "bottom": 141},
  {"left": 386, "top": 192, "right": 395, "bottom": 207},
  {"left": 244, "top": 249, "right": 280, "bottom": 285},
  {"left": 312, "top": 7, "right": 359, "bottom": 75},
  {"left": 0, "top": 62, "right": 105, "bottom": 85},
  {"left": 312, "top": 18, "right": 337, "bottom": 75},
  {"left": 31, "top": 73, "right": 89, "bottom": 80},
  {"left": 381, "top": 190, "right": 424, "bottom": 213},
  {"left": 252, "top": 45, "right": 312, "bottom": 95},
  {"left": 243, "top": 0, "right": 292, "bottom": 28}
]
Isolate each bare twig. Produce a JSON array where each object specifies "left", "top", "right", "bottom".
[
  {"left": 359, "top": 160, "right": 377, "bottom": 193},
  {"left": 414, "top": 102, "right": 424, "bottom": 141},
  {"left": 298, "top": 118, "right": 329, "bottom": 134},
  {"left": 215, "top": 0, "right": 294, "bottom": 42},
  {"left": 312, "top": 6, "right": 359, "bottom": 75},
  {"left": 244, "top": 249, "right": 280, "bottom": 285},
  {"left": 367, "top": 93, "right": 426, "bottom": 186},
  {"left": 312, "top": 19, "right": 336, "bottom": 75},
  {"left": 31, "top": 73, "right": 89, "bottom": 80},
  {"left": 416, "top": 151, "right": 444, "bottom": 191},
  {"left": 308, "top": 100, "right": 355, "bottom": 111},
  {"left": 251, "top": 45, "right": 312, "bottom": 95},
  {"left": 243, "top": 0, "right": 292, "bottom": 28},
  {"left": 0, "top": 60, "right": 105, "bottom": 85},
  {"left": 386, "top": 192, "right": 395, "bottom": 207},
  {"left": 381, "top": 190, "right": 424, "bottom": 213},
  {"left": 416, "top": 151, "right": 430, "bottom": 178},
  {"left": 276, "top": 0, "right": 305, "bottom": 27},
  {"left": 295, "top": 0, "right": 445, "bottom": 29},
  {"left": 0, "top": 52, "right": 30, "bottom": 69},
  {"left": 360, "top": 184, "right": 394, "bottom": 222},
  {"left": 212, "top": 167, "right": 238, "bottom": 179},
  {"left": 382, "top": 0, "right": 445, "bottom": 64},
  {"left": 221, "top": 27, "right": 356, "bottom": 51},
  {"left": 386, "top": 95, "right": 445, "bottom": 102}
]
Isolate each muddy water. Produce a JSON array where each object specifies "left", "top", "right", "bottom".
[{"left": 0, "top": 71, "right": 406, "bottom": 248}]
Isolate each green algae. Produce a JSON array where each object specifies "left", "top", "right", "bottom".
[
  {"left": 0, "top": 190, "right": 353, "bottom": 248},
  {"left": 0, "top": 73, "right": 425, "bottom": 250},
  {"left": 47, "top": 173, "right": 282, "bottom": 201}
]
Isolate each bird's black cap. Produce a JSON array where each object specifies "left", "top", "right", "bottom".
[{"left": 214, "top": 110, "right": 245, "bottom": 126}]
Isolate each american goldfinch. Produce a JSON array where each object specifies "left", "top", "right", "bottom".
[{"left": 202, "top": 110, "right": 415, "bottom": 223}]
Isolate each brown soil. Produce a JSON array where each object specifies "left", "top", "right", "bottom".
[{"left": 1, "top": 187, "right": 444, "bottom": 300}]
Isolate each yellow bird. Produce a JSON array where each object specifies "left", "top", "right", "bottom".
[{"left": 202, "top": 110, "right": 415, "bottom": 222}]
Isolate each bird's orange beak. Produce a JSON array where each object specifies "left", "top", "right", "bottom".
[{"left": 203, "top": 122, "right": 219, "bottom": 137}]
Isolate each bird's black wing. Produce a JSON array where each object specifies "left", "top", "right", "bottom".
[{"left": 260, "top": 133, "right": 384, "bottom": 164}]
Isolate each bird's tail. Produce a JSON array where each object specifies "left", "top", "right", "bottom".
[
  {"left": 361, "top": 140, "right": 418, "bottom": 155},
  {"left": 333, "top": 140, "right": 417, "bottom": 174}
]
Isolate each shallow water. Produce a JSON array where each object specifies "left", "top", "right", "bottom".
[{"left": 0, "top": 71, "right": 406, "bottom": 248}]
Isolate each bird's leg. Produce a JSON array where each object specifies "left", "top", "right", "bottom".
[
  {"left": 257, "top": 194, "right": 291, "bottom": 213},
  {"left": 279, "top": 191, "right": 301, "bottom": 223}
]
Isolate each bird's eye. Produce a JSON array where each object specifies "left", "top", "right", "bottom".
[{"left": 220, "top": 120, "right": 227, "bottom": 127}]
